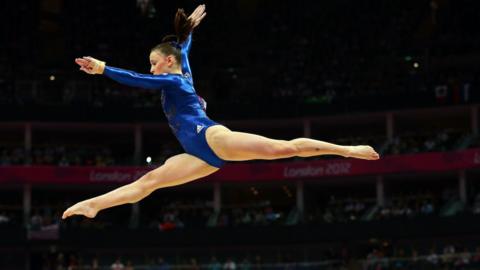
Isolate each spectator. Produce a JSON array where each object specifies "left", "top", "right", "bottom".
[
  {"left": 187, "top": 258, "right": 200, "bottom": 270},
  {"left": 157, "top": 257, "right": 170, "bottom": 270},
  {"left": 30, "top": 210, "right": 43, "bottom": 230},
  {"left": 111, "top": 258, "right": 125, "bottom": 270},
  {"left": 0, "top": 211, "right": 10, "bottom": 224},
  {"left": 125, "top": 260, "right": 134, "bottom": 270},
  {"left": 92, "top": 257, "right": 100, "bottom": 270},
  {"left": 472, "top": 247, "right": 480, "bottom": 264},
  {"left": 426, "top": 248, "right": 439, "bottom": 265},
  {"left": 208, "top": 256, "right": 222, "bottom": 270},
  {"left": 223, "top": 257, "right": 237, "bottom": 270},
  {"left": 421, "top": 200, "right": 434, "bottom": 215},
  {"left": 239, "top": 257, "right": 252, "bottom": 270}
]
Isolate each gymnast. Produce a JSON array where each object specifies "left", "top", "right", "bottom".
[{"left": 63, "top": 5, "right": 379, "bottom": 219}]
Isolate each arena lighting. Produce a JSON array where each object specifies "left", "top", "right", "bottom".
[
  {"left": 49, "top": 75, "right": 55, "bottom": 81},
  {"left": 413, "top": 62, "right": 419, "bottom": 68}
]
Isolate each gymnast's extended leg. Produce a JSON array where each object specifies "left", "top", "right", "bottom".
[
  {"left": 62, "top": 153, "right": 219, "bottom": 219},
  {"left": 206, "top": 125, "right": 379, "bottom": 161}
]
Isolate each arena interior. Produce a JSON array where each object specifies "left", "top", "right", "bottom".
[{"left": 1, "top": 0, "right": 480, "bottom": 269}]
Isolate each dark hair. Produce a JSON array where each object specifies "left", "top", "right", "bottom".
[{"left": 151, "top": 8, "right": 194, "bottom": 64}]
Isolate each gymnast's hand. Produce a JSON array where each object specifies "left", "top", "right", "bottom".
[
  {"left": 188, "top": 4, "right": 206, "bottom": 28},
  {"left": 75, "top": 56, "right": 106, "bottom": 75}
]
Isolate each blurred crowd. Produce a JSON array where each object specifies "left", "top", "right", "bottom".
[
  {"left": 0, "top": 1, "right": 479, "bottom": 120},
  {"left": 30, "top": 243, "right": 480, "bottom": 270},
  {"left": 363, "top": 245, "right": 480, "bottom": 270},
  {"left": 0, "top": 129, "right": 476, "bottom": 167},
  {"left": 0, "top": 145, "right": 115, "bottom": 166},
  {"left": 39, "top": 253, "right": 323, "bottom": 270},
  {"left": 3, "top": 185, "right": 480, "bottom": 270},
  {"left": 2, "top": 185, "right": 480, "bottom": 233},
  {"left": 382, "top": 129, "right": 473, "bottom": 155}
]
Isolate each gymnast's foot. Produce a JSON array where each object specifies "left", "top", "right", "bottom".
[
  {"left": 62, "top": 199, "right": 98, "bottom": 219},
  {"left": 346, "top": 145, "right": 380, "bottom": 160}
]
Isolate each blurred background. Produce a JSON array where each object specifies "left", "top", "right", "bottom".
[{"left": 1, "top": 0, "right": 480, "bottom": 269}]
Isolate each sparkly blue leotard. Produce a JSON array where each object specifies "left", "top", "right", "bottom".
[{"left": 103, "top": 34, "right": 225, "bottom": 168}]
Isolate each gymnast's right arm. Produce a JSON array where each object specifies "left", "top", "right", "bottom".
[
  {"left": 103, "top": 66, "right": 178, "bottom": 90},
  {"left": 75, "top": 56, "right": 177, "bottom": 90}
]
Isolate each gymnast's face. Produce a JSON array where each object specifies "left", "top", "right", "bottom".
[{"left": 149, "top": 50, "right": 177, "bottom": 75}]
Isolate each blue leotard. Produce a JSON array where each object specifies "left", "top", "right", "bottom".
[{"left": 102, "top": 34, "right": 225, "bottom": 168}]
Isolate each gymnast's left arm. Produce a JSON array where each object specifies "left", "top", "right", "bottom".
[
  {"left": 180, "top": 33, "right": 193, "bottom": 78},
  {"left": 180, "top": 4, "right": 207, "bottom": 78}
]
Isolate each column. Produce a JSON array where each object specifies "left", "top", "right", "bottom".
[
  {"left": 23, "top": 184, "right": 31, "bottom": 228},
  {"left": 386, "top": 113, "right": 394, "bottom": 140},
  {"left": 459, "top": 170, "right": 467, "bottom": 204},
  {"left": 24, "top": 123, "right": 32, "bottom": 153},
  {"left": 213, "top": 182, "right": 221, "bottom": 213},
  {"left": 303, "top": 118, "right": 311, "bottom": 138},
  {"left": 472, "top": 105, "right": 478, "bottom": 136},
  {"left": 296, "top": 180, "right": 304, "bottom": 218},
  {"left": 130, "top": 203, "right": 140, "bottom": 229},
  {"left": 133, "top": 124, "right": 142, "bottom": 165},
  {"left": 25, "top": 251, "right": 30, "bottom": 270},
  {"left": 376, "top": 176, "right": 385, "bottom": 207}
]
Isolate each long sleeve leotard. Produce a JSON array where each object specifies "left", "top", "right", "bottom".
[{"left": 102, "top": 34, "right": 216, "bottom": 136}]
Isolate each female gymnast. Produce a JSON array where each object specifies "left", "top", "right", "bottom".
[{"left": 62, "top": 5, "right": 379, "bottom": 219}]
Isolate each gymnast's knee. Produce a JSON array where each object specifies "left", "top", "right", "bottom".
[{"left": 138, "top": 167, "right": 169, "bottom": 192}]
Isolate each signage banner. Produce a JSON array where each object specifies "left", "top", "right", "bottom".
[{"left": 0, "top": 149, "right": 479, "bottom": 184}]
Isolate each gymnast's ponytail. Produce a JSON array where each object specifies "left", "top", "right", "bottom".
[
  {"left": 152, "top": 9, "right": 193, "bottom": 61},
  {"left": 161, "top": 9, "right": 193, "bottom": 44},
  {"left": 173, "top": 8, "right": 193, "bottom": 44}
]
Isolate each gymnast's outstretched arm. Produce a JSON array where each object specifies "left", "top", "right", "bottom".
[{"left": 75, "top": 57, "right": 179, "bottom": 90}]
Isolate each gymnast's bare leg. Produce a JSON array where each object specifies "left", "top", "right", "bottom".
[
  {"left": 62, "top": 153, "right": 219, "bottom": 219},
  {"left": 205, "top": 125, "right": 379, "bottom": 161}
]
